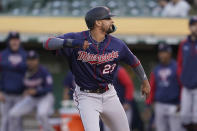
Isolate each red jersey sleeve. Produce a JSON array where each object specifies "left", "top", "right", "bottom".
[
  {"left": 117, "top": 67, "right": 134, "bottom": 101},
  {"left": 177, "top": 40, "right": 186, "bottom": 79},
  {"left": 177, "top": 40, "right": 186, "bottom": 100},
  {"left": 146, "top": 72, "right": 156, "bottom": 105},
  {"left": 0, "top": 53, "right": 2, "bottom": 72}
]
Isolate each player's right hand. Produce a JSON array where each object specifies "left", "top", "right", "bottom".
[
  {"left": 0, "top": 92, "right": 5, "bottom": 102},
  {"left": 83, "top": 40, "right": 90, "bottom": 50}
]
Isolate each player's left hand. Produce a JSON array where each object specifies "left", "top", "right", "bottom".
[
  {"left": 123, "top": 103, "right": 130, "bottom": 111},
  {"left": 0, "top": 92, "right": 5, "bottom": 102},
  {"left": 176, "top": 105, "right": 180, "bottom": 112},
  {"left": 141, "top": 79, "right": 150, "bottom": 99}
]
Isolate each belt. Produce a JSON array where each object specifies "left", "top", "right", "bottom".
[{"left": 80, "top": 85, "right": 110, "bottom": 94}]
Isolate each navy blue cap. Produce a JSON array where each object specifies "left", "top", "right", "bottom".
[
  {"left": 27, "top": 50, "right": 39, "bottom": 59},
  {"left": 7, "top": 32, "right": 20, "bottom": 40},
  {"left": 85, "top": 6, "right": 115, "bottom": 29},
  {"left": 158, "top": 42, "right": 172, "bottom": 53},
  {"left": 189, "top": 16, "right": 197, "bottom": 26}
]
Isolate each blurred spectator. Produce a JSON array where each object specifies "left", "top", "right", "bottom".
[
  {"left": 177, "top": 16, "right": 197, "bottom": 131},
  {"left": 104, "top": 66, "right": 134, "bottom": 131},
  {"left": 8, "top": 50, "right": 54, "bottom": 131},
  {"left": 194, "top": 0, "right": 197, "bottom": 12},
  {"left": 162, "top": 0, "right": 190, "bottom": 17},
  {"left": 195, "top": 0, "right": 197, "bottom": 5},
  {"left": 146, "top": 43, "right": 183, "bottom": 131},
  {"left": 63, "top": 70, "right": 75, "bottom": 100},
  {"left": 188, "top": 0, "right": 197, "bottom": 15},
  {"left": 0, "top": 32, "right": 27, "bottom": 131},
  {"left": 185, "top": 0, "right": 193, "bottom": 4},
  {"left": 0, "top": 0, "right": 2, "bottom": 12},
  {"left": 152, "top": 0, "right": 168, "bottom": 16}
]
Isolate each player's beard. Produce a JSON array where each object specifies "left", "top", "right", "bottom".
[
  {"left": 106, "top": 25, "right": 113, "bottom": 34},
  {"left": 106, "top": 24, "right": 116, "bottom": 34},
  {"left": 101, "top": 24, "right": 116, "bottom": 34}
]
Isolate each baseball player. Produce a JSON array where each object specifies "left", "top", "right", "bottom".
[
  {"left": 63, "top": 70, "right": 75, "bottom": 100},
  {"left": 8, "top": 50, "right": 54, "bottom": 131},
  {"left": 0, "top": 32, "right": 27, "bottom": 131},
  {"left": 177, "top": 16, "right": 197, "bottom": 131},
  {"left": 146, "top": 43, "right": 183, "bottom": 131},
  {"left": 43, "top": 6, "right": 150, "bottom": 131},
  {"left": 104, "top": 65, "right": 134, "bottom": 131}
]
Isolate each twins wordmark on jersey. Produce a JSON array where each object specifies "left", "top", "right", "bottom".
[
  {"left": 77, "top": 50, "right": 119, "bottom": 74},
  {"left": 77, "top": 51, "right": 119, "bottom": 65}
]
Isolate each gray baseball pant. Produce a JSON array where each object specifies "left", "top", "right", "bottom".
[
  {"left": 8, "top": 93, "right": 54, "bottom": 131},
  {"left": 180, "top": 87, "right": 197, "bottom": 125},
  {"left": 0, "top": 94, "right": 22, "bottom": 131},
  {"left": 73, "top": 84, "right": 130, "bottom": 131},
  {"left": 155, "top": 102, "right": 185, "bottom": 131},
  {"left": 104, "top": 107, "right": 132, "bottom": 131}
]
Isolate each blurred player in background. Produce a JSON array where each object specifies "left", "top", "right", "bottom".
[
  {"left": 8, "top": 50, "right": 54, "bottom": 131},
  {"left": 104, "top": 65, "right": 134, "bottom": 131},
  {"left": 146, "top": 43, "right": 183, "bottom": 131},
  {"left": 63, "top": 70, "right": 75, "bottom": 100},
  {"left": 177, "top": 16, "right": 197, "bottom": 131},
  {"left": 0, "top": 32, "right": 26, "bottom": 131}
]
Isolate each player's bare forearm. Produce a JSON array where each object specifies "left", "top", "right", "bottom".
[{"left": 43, "top": 37, "right": 90, "bottom": 50}]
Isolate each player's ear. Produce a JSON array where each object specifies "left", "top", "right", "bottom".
[{"left": 95, "top": 20, "right": 102, "bottom": 27}]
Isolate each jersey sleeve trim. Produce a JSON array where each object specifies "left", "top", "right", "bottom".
[
  {"left": 130, "top": 61, "right": 140, "bottom": 68},
  {"left": 45, "top": 38, "right": 52, "bottom": 50}
]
